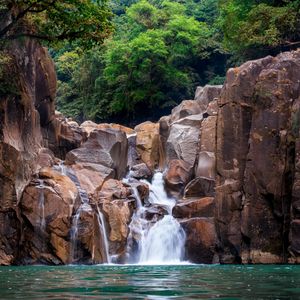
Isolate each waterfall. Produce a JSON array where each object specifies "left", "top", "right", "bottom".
[
  {"left": 126, "top": 172, "right": 186, "bottom": 264},
  {"left": 37, "top": 179, "right": 46, "bottom": 231},
  {"left": 96, "top": 206, "right": 111, "bottom": 264}
]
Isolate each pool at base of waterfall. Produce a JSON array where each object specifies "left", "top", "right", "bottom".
[{"left": 1, "top": 264, "right": 300, "bottom": 299}]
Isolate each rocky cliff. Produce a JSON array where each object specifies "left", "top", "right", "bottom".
[{"left": 0, "top": 41, "right": 299, "bottom": 265}]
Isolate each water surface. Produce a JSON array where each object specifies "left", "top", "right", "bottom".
[{"left": 0, "top": 264, "right": 299, "bottom": 299}]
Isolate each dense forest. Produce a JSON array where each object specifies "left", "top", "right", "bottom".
[{"left": 1, "top": 0, "right": 300, "bottom": 125}]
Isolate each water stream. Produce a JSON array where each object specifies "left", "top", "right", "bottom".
[
  {"left": 37, "top": 179, "right": 46, "bottom": 231},
  {"left": 126, "top": 172, "right": 186, "bottom": 264}
]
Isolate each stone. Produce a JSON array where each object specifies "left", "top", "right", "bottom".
[
  {"left": 215, "top": 49, "right": 300, "bottom": 263},
  {"left": 170, "top": 100, "right": 202, "bottom": 123},
  {"left": 184, "top": 177, "right": 215, "bottom": 198},
  {"left": 66, "top": 128, "right": 128, "bottom": 180},
  {"left": 130, "top": 163, "right": 152, "bottom": 180},
  {"left": 194, "top": 85, "right": 222, "bottom": 112},
  {"left": 199, "top": 116, "right": 217, "bottom": 153},
  {"left": 134, "top": 122, "right": 160, "bottom": 170},
  {"left": 173, "top": 197, "right": 214, "bottom": 219},
  {"left": 164, "top": 159, "right": 193, "bottom": 197},
  {"left": 195, "top": 151, "right": 216, "bottom": 179},
  {"left": 181, "top": 217, "right": 217, "bottom": 264},
  {"left": 166, "top": 114, "right": 202, "bottom": 166}
]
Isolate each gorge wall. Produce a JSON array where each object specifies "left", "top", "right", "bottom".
[{"left": 0, "top": 40, "right": 299, "bottom": 265}]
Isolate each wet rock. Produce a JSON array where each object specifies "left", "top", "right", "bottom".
[
  {"left": 94, "top": 179, "right": 135, "bottom": 257},
  {"left": 134, "top": 122, "right": 160, "bottom": 170},
  {"left": 181, "top": 217, "right": 217, "bottom": 264},
  {"left": 184, "top": 177, "right": 215, "bottom": 198},
  {"left": 66, "top": 128, "right": 128, "bottom": 180},
  {"left": 173, "top": 197, "right": 214, "bottom": 219},
  {"left": 164, "top": 159, "right": 193, "bottom": 197},
  {"left": 19, "top": 169, "right": 80, "bottom": 264},
  {"left": 130, "top": 163, "right": 152, "bottom": 180},
  {"left": 144, "top": 205, "right": 169, "bottom": 221}
]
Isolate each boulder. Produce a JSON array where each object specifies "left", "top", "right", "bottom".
[
  {"left": 134, "top": 122, "right": 160, "bottom": 170},
  {"left": 65, "top": 128, "right": 128, "bottom": 180},
  {"left": 184, "top": 177, "right": 215, "bottom": 198},
  {"left": 173, "top": 197, "right": 214, "bottom": 219},
  {"left": 130, "top": 163, "right": 152, "bottom": 180},
  {"left": 164, "top": 159, "right": 193, "bottom": 197},
  {"left": 170, "top": 100, "right": 202, "bottom": 123},
  {"left": 165, "top": 114, "right": 202, "bottom": 166},
  {"left": 94, "top": 179, "right": 135, "bottom": 258},
  {"left": 194, "top": 85, "right": 222, "bottom": 112},
  {"left": 181, "top": 217, "right": 217, "bottom": 264}
]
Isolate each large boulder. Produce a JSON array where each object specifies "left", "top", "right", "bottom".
[
  {"left": 173, "top": 197, "right": 214, "bottom": 219},
  {"left": 184, "top": 177, "right": 215, "bottom": 198},
  {"left": 19, "top": 168, "right": 80, "bottom": 264},
  {"left": 165, "top": 114, "right": 202, "bottom": 166},
  {"left": 134, "top": 122, "right": 160, "bottom": 170},
  {"left": 94, "top": 179, "right": 135, "bottom": 260},
  {"left": 215, "top": 49, "right": 300, "bottom": 263},
  {"left": 181, "top": 217, "right": 217, "bottom": 264},
  {"left": 66, "top": 128, "right": 128, "bottom": 180},
  {"left": 164, "top": 159, "right": 193, "bottom": 197},
  {"left": 194, "top": 85, "right": 222, "bottom": 112}
]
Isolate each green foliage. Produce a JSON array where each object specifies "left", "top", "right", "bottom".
[
  {"left": 0, "top": 51, "right": 18, "bottom": 95},
  {"left": 55, "top": 0, "right": 224, "bottom": 123},
  {"left": 218, "top": 0, "right": 300, "bottom": 59},
  {"left": 0, "top": 0, "right": 112, "bottom": 47}
]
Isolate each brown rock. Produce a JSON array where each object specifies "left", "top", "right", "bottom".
[
  {"left": 134, "top": 122, "right": 160, "bottom": 170},
  {"left": 164, "top": 159, "right": 193, "bottom": 197},
  {"left": 181, "top": 217, "right": 217, "bottom": 263},
  {"left": 66, "top": 128, "right": 128, "bottom": 180},
  {"left": 130, "top": 163, "right": 152, "bottom": 180},
  {"left": 170, "top": 100, "right": 202, "bottom": 123},
  {"left": 195, "top": 151, "right": 216, "bottom": 179},
  {"left": 184, "top": 177, "right": 215, "bottom": 198},
  {"left": 173, "top": 197, "right": 214, "bottom": 219}
]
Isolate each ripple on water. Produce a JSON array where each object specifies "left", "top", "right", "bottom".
[{"left": 0, "top": 265, "right": 299, "bottom": 299}]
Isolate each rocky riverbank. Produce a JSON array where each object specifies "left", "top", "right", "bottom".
[{"left": 0, "top": 39, "right": 299, "bottom": 265}]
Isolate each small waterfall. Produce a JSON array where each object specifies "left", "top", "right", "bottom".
[
  {"left": 96, "top": 206, "right": 111, "bottom": 264},
  {"left": 37, "top": 179, "right": 46, "bottom": 231},
  {"left": 68, "top": 170, "right": 92, "bottom": 263},
  {"left": 126, "top": 172, "right": 186, "bottom": 264}
]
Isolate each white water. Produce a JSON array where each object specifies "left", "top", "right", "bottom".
[
  {"left": 127, "top": 172, "right": 186, "bottom": 264},
  {"left": 96, "top": 206, "right": 111, "bottom": 264},
  {"left": 37, "top": 179, "right": 46, "bottom": 231}
]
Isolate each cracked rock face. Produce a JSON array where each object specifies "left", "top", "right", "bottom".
[{"left": 215, "top": 50, "right": 300, "bottom": 264}]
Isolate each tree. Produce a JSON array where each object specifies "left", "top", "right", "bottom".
[
  {"left": 219, "top": 0, "right": 300, "bottom": 59},
  {"left": 0, "top": 0, "right": 112, "bottom": 47}
]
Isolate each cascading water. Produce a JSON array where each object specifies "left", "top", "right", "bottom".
[
  {"left": 37, "top": 179, "right": 46, "bottom": 231},
  {"left": 126, "top": 172, "right": 186, "bottom": 264},
  {"left": 96, "top": 206, "right": 111, "bottom": 264}
]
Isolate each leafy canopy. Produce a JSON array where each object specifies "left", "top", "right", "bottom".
[{"left": 0, "top": 0, "right": 112, "bottom": 47}]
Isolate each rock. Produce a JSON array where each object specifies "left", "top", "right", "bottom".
[
  {"left": 94, "top": 179, "right": 135, "bottom": 257},
  {"left": 80, "top": 120, "right": 98, "bottom": 136},
  {"left": 130, "top": 163, "right": 152, "bottom": 180},
  {"left": 170, "top": 100, "right": 202, "bottom": 123},
  {"left": 166, "top": 114, "right": 202, "bottom": 166},
  {"left": 97, "top": 123, "right": 135, "bottom": 135},
  {"left": 164, "top": 159, "right": 193, "bottom": 197},
  {"left": 127, "top": 134, "right": 141, "bottom": 168},
  {"left": 195, "top": 151, "right": 216, "bottom": 179},
  {"left": 19, "top": 169, "right": 80, "bottom": 264},
  {"left": 215, "top": 50, "right": 300, "bottom": 263},
  {"left": 173, "top": 197, "right": 214, "bottom": 219},
  {"left": 144, "top": 205, "right": 169, "bottom": 221},
  {"left": 66, "top": 128, "right": 128, "bottom": 180},
  {"left": 184, "top": 177, "right": 215, "bottom": 198},
  {"left": 194, "top": 85, "right": 222, "bottom": 112},
  {"left": 42, "top": 113, "right": 87, "bottom": 160},
  {"left": 199, "top": 116, "right": 217, "bottom": 153},
  {"left": 181, "top": 217, "right": 217, "bottom": 264},
  {"left": 36, "top": 148, "right": 55, "bottom": 169},
  {"left": 134, "top": 122, "right": 160, "bottom": 170}
]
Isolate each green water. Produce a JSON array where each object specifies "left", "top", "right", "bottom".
[{"left": 0, "top": 264, "right": 300, "bottom": 299}]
